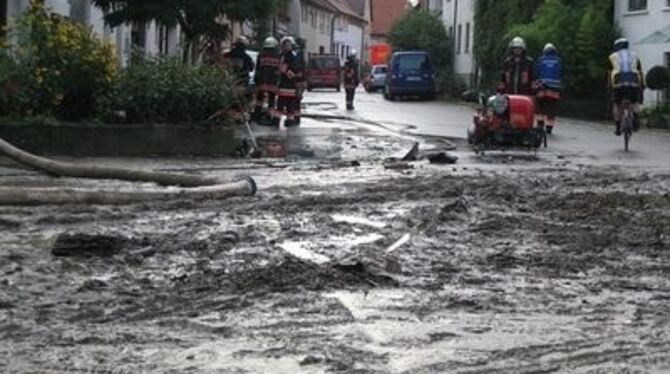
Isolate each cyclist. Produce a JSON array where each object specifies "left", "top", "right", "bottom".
[{"left": 608, "top": 38, "right": 645, "bottom": 136}]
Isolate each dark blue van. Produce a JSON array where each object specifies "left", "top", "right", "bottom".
[{"left": 384, "top": 51, "right": 436, "bottom": 101}]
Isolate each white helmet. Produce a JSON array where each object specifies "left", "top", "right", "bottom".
[
  {"left": 234, "top": 36, "right": 249, "bottom": 47},
  {"left": 348, "top": 49, "right": 357, "bottom": 58},
  {"left": 509, "top": 36, "right": 526, "bottom": 51},
  {"left": 263, "top": 36, "right": 279, "bottom": 49},
  {"left": 280, "top": 36, "right": 295, "bottom": 47},
  {"left": 543, "top": 43, "right": 556, "bottom": 53},
  {"left": 614, "top": 38, "right": 629, "bottom": 50}
]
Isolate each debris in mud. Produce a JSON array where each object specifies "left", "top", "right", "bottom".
[
  {"left": 0, "top": 217, "right": 20, "bottom": 229},
  {"left": 384, "top": 162, "right": 414, "bottom": 171},
  {"left": 401, "top": 142, "right": 420, "bottom": 161},
  {"left": 51, "top": 233, "right": 129, "bottom": 257},
  {"left": 229, "top": 255, "right": 397, "bottom": 293},
  {"left": 428, "top": 152, "right": 458, "bottom": 165},
  {"left": 300, "top": 354, "right": 325, "bottom": 366}
]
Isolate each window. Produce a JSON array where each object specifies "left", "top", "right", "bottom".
[
  {"left": 302, "top": 5, "right": 308, "bottom": 22},
  {"left": 310, "top": 10, "right": 317, "bottom": 28},
  {"left": 158, "top": 25, "right": 170, "bottom": 55},
  {"left": 0, "top": 0, "right": 7, "bottom": 39},
  {"left": 448, "top": 26, "right": 453, "bottom": 38},
  {"left": 665, "top": 52, "right": 670, "bottom": 101},
  {"left": 465, "top": 22, "right": 470, "bottom": 53},
  {"left": 319, "top": 13, "right": 326, "bottom": 34},
  {"left": 69, "top": 0, "right": 89, "bottom": 23},
  {"left": 628, "top": 0, "right": 647, "bottom": 12},
  {"left": 457, "top": 23, "right": 462, "bottom": 54}
]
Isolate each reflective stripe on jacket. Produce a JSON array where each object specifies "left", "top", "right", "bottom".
[{"left": 609, "top": 51, "right": 644, "bottom": 88}]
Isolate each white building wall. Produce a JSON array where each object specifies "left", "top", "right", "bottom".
[
  {"left": 432, "top": 0, "right": 476, "bottom": 86},
  {"left": 334, "top": 19, "right": 363, "bottom": 63},
  {"left": 3, "top": 0, "right": 182, "bottom": 67},
  {"left": 614, "top": 0, "right": 670, "bottom": 106},
  {"left": 298, "top": 2, "right": 334, "bottom": 55}
]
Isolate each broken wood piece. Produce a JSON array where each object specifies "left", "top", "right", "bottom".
[
  {"left": 401, "top": 142, "right": 420, "bottom": 162},
  {"left": 385, "top": 233, "right": 411, "bottom": 254}
]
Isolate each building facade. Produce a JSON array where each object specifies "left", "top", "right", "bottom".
[
  {"left": 330, "top": 0, "right": 367, "bottom": 62},
  {"left": 429, "top": 0, "right": 477, "bottom": 87},
  {"left": 1, "top": 0, "right": 182, "bottom": 67},
  {"left": 614, "top": 0, "right": 670, "bottom": 105},
  {"left": 288, "top": 0, "right": 337, "bottom": 55}
]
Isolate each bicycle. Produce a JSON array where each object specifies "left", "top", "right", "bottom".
[{"left": 620, "top": 98, "right": 634, "bottom": 152}]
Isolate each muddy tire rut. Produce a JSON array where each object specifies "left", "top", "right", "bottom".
[{"left": 1, "top": 162, "right": 670, "bottom": 373}]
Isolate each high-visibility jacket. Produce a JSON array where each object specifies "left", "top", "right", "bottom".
[
  {"left": 609, "top": 50, "right": 644, "bottom": 88},
  {"left": 500, "top": 55, "right": 535, "bottom": 95},
  {"left": 254, "top": 50, "right": 280, "bottom": 93},
  {"left": 277, "top": 51, "right": 299, "bottom": 98},
  {"left": 344, "top": 59, "right": 359, "bottom": 89},
  {"left": 537, "top": 52, "right": 562, "bottom": 90}
]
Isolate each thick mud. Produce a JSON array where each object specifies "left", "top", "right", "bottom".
[{"left": 1, "top": 131, "right": 670, "bottom": 372}]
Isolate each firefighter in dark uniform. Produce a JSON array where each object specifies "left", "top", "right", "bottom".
[
  {"left": 252, "top": 36, "right": 280, "bottom": 124},
  {"left": 294, "top": 38, "right": 307, "bottom": 125},
  {"left": 223, "top": 36, "right": 255, "bottom": 121},
  {"left": 272, "top": 36, "right": 300, "bottom": 127},
  {"left": 344, "top": 50, "right": 359, "bottom": 110}
]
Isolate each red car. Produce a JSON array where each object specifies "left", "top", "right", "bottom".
[{"left": 306, "top": 54, "right": 341, "bottom": 92}]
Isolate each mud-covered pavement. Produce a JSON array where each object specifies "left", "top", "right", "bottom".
[{"left": 2, "top": 94, "right": 670, "bottom": 373}]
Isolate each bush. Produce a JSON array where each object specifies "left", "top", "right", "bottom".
[
  {"left": 478, "top": 0, "right": 617, "bottom": 99},
  {"left": 0, "top": 2, "right": 118, "bottom": 120},
  {"left": 646, "top": 66, "right": 670, "bottom": 91},
  {"left": 113, "top": 56, "right": 238, "bottom": 124},
  {"left": 642, "top": 102, "right": 670, "bottom": 129}
]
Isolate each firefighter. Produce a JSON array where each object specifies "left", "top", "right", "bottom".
[
  {"left": 536, "top": 43, "right": 563, "bottom": 134},
  {"left": 294, "top": 38, "right": 307, "bottom": 125},
  {"left": 223, "top": 36, "right": 255, "bottom": 122},
  {"left": 344, "top": 50, "right": 359, "bottom": 111},
  {"left": 272, "top": 36, "right": 300, "bottom": 127},
  {"left": 223, "top": 36, "right": 255, "bottom": 87},
  {"left": 252, "top": 36, "right": 280, "bottom": 124},
  {"left": 498, "top": 37, "right": 535, "bottom": 96}
]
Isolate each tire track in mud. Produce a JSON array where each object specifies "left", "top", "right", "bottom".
[{"left": 1, "top": 163, "right": 670, "bottom": 372}]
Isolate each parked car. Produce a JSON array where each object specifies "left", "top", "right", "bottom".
[
  {"left": 384, "top": 51, "right": 436, "bottom": 101},
  {"left": 306, "top": 54, "right": 341, "bottom": 91},
  {"left": 364, "top": 64, "right": 388, "bottom": 93}
]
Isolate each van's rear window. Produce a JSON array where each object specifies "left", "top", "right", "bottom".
[
  {"left": 394, "top": 55, "right": 430, "bottom": 71},
  {"left": 309, "top": 58, "right": 340, "bottom": 69}
]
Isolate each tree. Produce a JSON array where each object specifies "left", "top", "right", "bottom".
[
  {"left": 476, "top": 0, "right": 617, "bottom": 99},
  {"left": 91, "top": 0, "right": 282, "bottom": 62}
]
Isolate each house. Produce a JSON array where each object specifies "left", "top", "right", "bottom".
[
  {"left": 330, "top": 0, "right": 368, "bottom": 62},
  {"left": 429, "top": 0, "right": 477, "bottom": 87},
  {"left": 369, "top": 0, "right": 409, "bottom": 44},
  {"left": 347, "top": 0, "right": 372, "bottom": 62},
  {"left": 288, "top": 0, "right": 338, "bottom": 55},
  {"left": 614, "top": 0, "right": 670, "bottom": 105},
  {"left": 1, "top": 0, "right": 182, "bottom": 67}
]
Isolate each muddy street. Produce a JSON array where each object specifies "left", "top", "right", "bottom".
[{"left": 2, "top": 93, "right": 670, "bottom": 373}]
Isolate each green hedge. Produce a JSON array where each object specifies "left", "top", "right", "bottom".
[{"left": 112, "top": 56, "right": 238, "bottom": 124}]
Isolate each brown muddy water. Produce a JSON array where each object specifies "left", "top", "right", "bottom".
[{"left": 1, "top": 128, "right": 670, "bottom": 373}]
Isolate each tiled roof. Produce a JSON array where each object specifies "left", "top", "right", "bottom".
[
  {"left": 347, "top": 0, "right": 368, "bottom": 18},
  {"left": 305, "top": 0, "right": 338, "bottom": 13},
  {"left": 370, "top": 0, "right": 409, "bottom": 36},
  {"left": 328, "top": 0, "right": 368, "bottom": 23}
]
